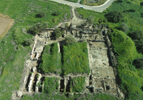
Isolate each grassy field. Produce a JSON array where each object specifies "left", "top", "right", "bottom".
[
  {"left": 62, "top": 42, "right": 90, "bottom": 75},
  {"left": 77, "top": 0, "right": 143, "bottom": 100},
  {"left": 0, "top": 0, "right": 71, "bottom": 99},
  {"left": 39, "top": 42, "right": 90, "bottom": 75},
  {"left": 39, "top": 43, "right": 62, "bottom": 74}
]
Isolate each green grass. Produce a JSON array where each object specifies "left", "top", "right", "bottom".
[
  {"left": 77, "top": 0, "right": 143, "bottom": 32},
  {"left": 62, "top": 42, "right": 90, "bottom": 74},
  {"left": 77, "top": 93, "right": 118, "bottom": 100},
  {"left": 76, "top": 8, "right": 105, "bottom": 24},
  {"left": 110, "top": 30, "right": 143, "bottom": 100},
  {"left": 21, "top": 93, "right": 117, "bottom": 100},
  {"left": 66, "top": 0, "right": 78, "bottom": 3},
  {"left": 0, "top": 47, "right": 30, "bottom": 99},
  {"left": 70, "top": 77, "right": 86, "bottom": 92},
  {"left": 39, "top": 42, "right": 90, "bottom": 75},
  {"left": 80, "top": 0, "right": 107, "bottom": 6},
  {"left": 39, "top": 43, "right": 62, "bottom": 74},
  {"left": 43, "top": 77, "right": 59, "bottom": 94},
  {"left": 0, "top": 0, "right": 71, "bottom": 99}
]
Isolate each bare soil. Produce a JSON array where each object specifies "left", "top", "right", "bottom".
[{"left": 0, "top": 14, "right": 14, "bottom": 38}]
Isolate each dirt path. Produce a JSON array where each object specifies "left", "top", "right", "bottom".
[
  {"left": 0, "top": 14, "right": 14, "bottom": 39},
  {"left": 55, "top": 7, "right": 85, "bottom": 28}
]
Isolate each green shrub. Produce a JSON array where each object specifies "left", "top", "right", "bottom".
[
  {"left": 105, "top": 11, "right": 123, "bottom": 23},
  {"left": 117, "top": 23, "right": 129, "bottom": 33},
  {"left": 110, "top": 29, "right": 143, "bottom": 100},
  {"left": 35, "top": 13, "right": 45, "bottom": 18},
  {"left": 51, "top": 28, "right": 64, "bottom": 40},
  {"left": 64, "top": 35, "right": 76, "bottom": 44},
  {"left": 133, "top": 58, "right": 143, "bottom": 69},
  {"left": 27, "top": 23, "right": 48, "bottom": 35},
  {"left": 128, "top": 30, "right": 143, "bottom": 53}
]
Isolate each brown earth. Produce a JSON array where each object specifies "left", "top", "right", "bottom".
[{"left": 0, "top": 14, "right": 14, "bottom": 39}]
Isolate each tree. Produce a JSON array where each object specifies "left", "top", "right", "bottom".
[
  {"left": 51, "top": 28, "right": 64, "bottom": 40},
  {"left": 51, "top": 11, "right": 59, "bottom": 16},
  {"left": 105, "top": 11, "right": 123, "bottom": 23},
  {"left": 128, "top": 30, "right": 143, "bottom": 53},
  {"left": 133, "top": 58, "right": 143, "bottom": 69},
  {"left": 27, "top": 23, "right": 48, "bottom": 35},
  {"left": 35, "top": 13, "right": 45, "bottom": 18},
  {"left": 117, "top": 23, "right": 129, "bottom": 33}
]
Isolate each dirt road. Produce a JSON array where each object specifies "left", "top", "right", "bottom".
[{"left": 0, "top": 14, "right": 14, "bottom": 38}]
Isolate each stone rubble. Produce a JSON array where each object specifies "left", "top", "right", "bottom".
[{"left": 12, "top": 8, "right": 124, "bottom": 100}]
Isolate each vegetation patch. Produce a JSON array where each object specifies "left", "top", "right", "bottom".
[
  {"left": 39, "top": 43, "right": 62, "bottom": 74},
  {"left": 110, "top": 29, "right": 143, "bottom": 100},
  {"left": 39, "top": 41, "right": 90, "bottom": 75},
  {"left": 43, "top": 77, "right": 59, "bottom": 94},
  {"left": 80, "top": 0, "right": 107, "bottom": 6},
  {"left": 70, "top": 77, "right": 86, "bottom": 92},
  {"left": 76, "top": 0, "right": 143, "bottom": 100},
  {"left": 0, "top": 14, "right": 14, "bottom": 39},
  {"left": 51, "top": 28, "right": 64, "bottom": 40},
  {"left": 62, "top": 42, "right": 90, "bottom": 74},
  {"left": 21, "top": 92, "right": 117, "bottom": 100}
]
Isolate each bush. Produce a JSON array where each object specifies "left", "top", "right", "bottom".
[
  {"left": 128, "top": 31, "right": 142, "bottom": 41},
  {"left": 22, "top": 41, "right": 30, "bottom": 47},
  {"left": 128, "top": 31, "right": 143, "bottom": 53},
  {"left": 35, "top": 13, "right": 45, "bottom": 18},
  {"left": 27, "top": 23, "right": 48, "bottom": 35},
  {"left": 51, "top": 28, "right": 64, "bottom": 40},
  {"left": 133, "top": 58, "right": 143, "bottom": 69},
  {"left": 51, "top": 11, "right": 59, "bottom": 16},
  {"left": 64, "top": 35, "right": 76, "bottom": 44},
  {"left": 117, "top": 23, "right": 129, "bottom": 33},
  {"left": 105, "top": 11, "right": 123, "bottom": 23}
]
